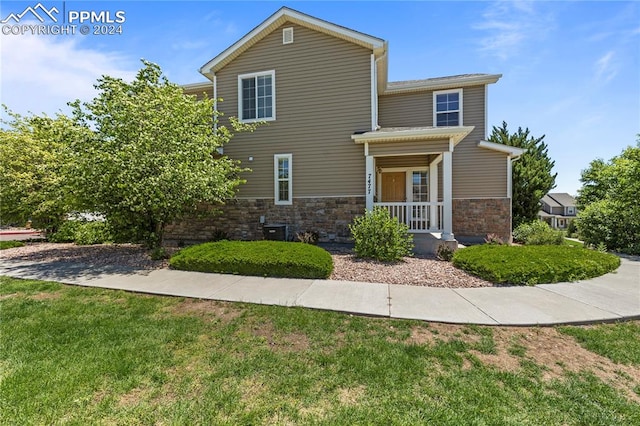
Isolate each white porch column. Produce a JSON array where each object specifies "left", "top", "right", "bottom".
[
  {"left": 429, "top": 156, "right": 440, "bottom": 231},
  {"left": 365, "top": 154, "right": 375, "bottom": 211},
  {"left": 442, "top": 151, "right": 454, "bottom": 241}
]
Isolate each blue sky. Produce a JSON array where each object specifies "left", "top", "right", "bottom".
[{"left": 1, "top": 1, "right": 638, "bottom": 195}]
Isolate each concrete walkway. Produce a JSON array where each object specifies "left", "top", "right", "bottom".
[{"left": 0, "top": 256, "right": 638, "bottom": 326}]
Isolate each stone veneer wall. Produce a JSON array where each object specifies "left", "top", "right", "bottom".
[
  {"left": 453, "top": 198, "right": 512, "bottom": 243},
  {"left": 165, "top": 197, "right": 365, "bottom": 246}
]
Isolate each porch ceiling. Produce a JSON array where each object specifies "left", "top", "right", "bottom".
[{"left": 351, "top": 126, "right": 474, "bottom": 146}]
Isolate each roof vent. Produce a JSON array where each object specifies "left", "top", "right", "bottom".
[{"left": 283, "top": 27, "right": 293, "bottom": 45}]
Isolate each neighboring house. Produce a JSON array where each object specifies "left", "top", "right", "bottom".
[
  {"left": 538, "top": 193, "right": 578, "bottom": 229},
  {"left": 166, "top": 7, "right": 524, "bottom": 249}
]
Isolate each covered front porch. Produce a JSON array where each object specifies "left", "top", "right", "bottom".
[{"left": 352, "top": 126, "right": 474, "bottom": 245}]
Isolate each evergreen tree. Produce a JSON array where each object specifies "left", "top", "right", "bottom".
[{"left": 488, "top": 121, "right": 556, "bottom": 228}]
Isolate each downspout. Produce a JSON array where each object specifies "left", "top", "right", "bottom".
[
  {"left": 372, "top": 51, "right": 387, "bottom": 130},
  {"left": 213, "top": 74, "right": 218, "bottom": 133}
]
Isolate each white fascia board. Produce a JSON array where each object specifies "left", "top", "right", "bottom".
[
  {"left": 478, "top": 140, "right": 527, "bottom": 158},
  {"left": 352, "top": 126, "right": 474, "bottom": 145},
  {"left": 200, "top": 7, "right": 385, "bottom": 78},
  {"left": 181, "top": 82, "right": 212, "bottom": 91},
  {"left": 383, "top": 74, "right": 502, "bottom": 95}
]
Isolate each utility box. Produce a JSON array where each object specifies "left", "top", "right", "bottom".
[{"left": 263, "top": 224, "right": 287, "bottom": 241}]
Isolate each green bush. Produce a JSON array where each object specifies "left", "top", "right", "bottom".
[
  {"left": 452, "top": 245, "right": 620, "bottom": 285},
  {"left": 0, "top": 241, "right": 25, "bottom": 250},
  {"left": 577, "top": 200, "right": 640, "bottom": 255},
  {"left": 48, "top": 220, "right": 81, "bottom": 243},
  {"left": 513, "top": 220, "right": 564, "bottom": 245},
  {"left": 348, "top": 207, "right": 413, "bottom": 262},
  {"left": 49, "top": 220, "right": 113, "bottom": 245},
  {"left": 169, "top": 240, "right": 333, "bottom": 279}
]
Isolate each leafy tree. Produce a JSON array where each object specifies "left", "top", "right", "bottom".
[
  {"left": 488, "top": 121, "right": 556, "bottom": 228},
  {"left": 0, "top": 108, "right": 87, "bottom": 231},
  {"left": 68, "top": 60, "right": 246, "bottom": 247},
  {"left": 576, "top": 139, "right": 640, "bottom": 254}
]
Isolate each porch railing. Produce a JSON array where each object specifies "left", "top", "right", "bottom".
[{"left": 374, "top": 202, "right": 443, "bottom": 233}]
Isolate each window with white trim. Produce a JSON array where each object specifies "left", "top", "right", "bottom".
[
  {"left": 238, "top": 70, "right": 275, "bottom": 122},
  {"left": 274, "top": 154, "right": 292, "bottom": 205},
  {"left": 412, "top": 171, "right": 429, "bottom": 202},
  {"left": 434, "top": 89, "right": 462, "bottom": 127}
]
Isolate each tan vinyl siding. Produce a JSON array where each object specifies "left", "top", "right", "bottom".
[
  {"left": 453, "top": 85, "right": 506, "bottom": 198},
  {"left": 184, "top": 86, "right": 213, "bottom": 100},
  {"left": 368, "top": 139, "right": 449, "bottom": 156},
  {"left": 376, "top": 155, "right": 430, "bottom": 168},
  {"left": 379, "top": 85, "right": 507, "bottom": 198},
  {"left": 216, "top": 23, "right": 372, "bottom": 198},
  {"left": 379, "top": 92, "right": 432, "bottom": 128}
]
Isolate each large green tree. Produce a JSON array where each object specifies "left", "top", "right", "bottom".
[
  {"left": 0, "top": 108, "right": 87, "bottom": 231},
  {"left": 488, "top": 121, "right": 556, "bottom": 228},
  {"left": 69, "top": 61, "right": 246, "bottom": 247},
  {"left": 576, "top": 139, "right": 640, "bottom": 254}
]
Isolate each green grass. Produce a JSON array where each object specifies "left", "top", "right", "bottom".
[
  {"left": 564, "top": 239, "right": 585, "bottom": 248},
  {"left": 0, "top": 241, "right": 25, "bottom": 250},
  {"left": 169, "top": 240, "right": 333, "bottom": 279},
  {"left": 558, "top": 322, "right": 640, "bottom": 366},
  {"left": 452, "top": 245, "right": 621, "bottom": 285},
  {"left": 2, "top": 276, "right": 639, "bottom": 425}
]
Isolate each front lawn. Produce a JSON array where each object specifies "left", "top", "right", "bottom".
[
  {"left": 452, "top": 245, "right": 620, "bottom": 285},
  {"left": 169, "top": 240, "right": 333, "bottom": 279},
  {"left": 2, "top": 276, "right": 639, "bottom": 424}
]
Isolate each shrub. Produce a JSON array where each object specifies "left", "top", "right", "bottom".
[
  {"left": 0, "top": 241, "right": 25, "bottom": 250},
  {"left": 48, "top": 220, "right": 81, "bottom": 243},
  {"left": 169, "top": 240, "right": 333, "bottom": 279},
  {"left": 348, "top": 207, "right": 413, "bottom": 262},
  {"left": 513, "top": 220, "right": 564, "bottom": 245},
  {"left": 436, "top": 244, "right": 455, "bottom": 261},
  {"left": 576, "top": 200, "right": 640, "bottom": 255},
  {"left": 150, "top": 247, "right": 170, "bottom": 261},
  {"left": 452, "top": 245, "right": 620, "bottom": 285},
  {"left": 296, "top": 231, "right": 319, "bottom": 245},
  {"left": 484, "top": 233, "right": 506, "bottom": 245},
  {"left": 49, "top": 220, "right": 113, "bottom": 245},
  {"left": 566, "top": 219, "right": 578, "bottom": 239}
]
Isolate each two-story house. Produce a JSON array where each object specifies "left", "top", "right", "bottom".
[
  {"left": 538, "top": 193, "right": 578, "bottom": 229},
  {"left": 166, "top": 7, "right": 524, "bottom": 251}
]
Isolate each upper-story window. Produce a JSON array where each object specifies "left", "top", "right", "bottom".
[
  {"left": 238, "top": 70, "right": 275, "bottom": 122},
  {"left": 433, "top": 89, "right": 462, "bottom": 127}
]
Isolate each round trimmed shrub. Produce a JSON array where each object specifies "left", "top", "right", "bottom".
[
  {"left": 452, "top": 245, "right": 620, "bottom": 285},
  {"left": 169, "top": 240, "right": 333, "bottom": 279}
]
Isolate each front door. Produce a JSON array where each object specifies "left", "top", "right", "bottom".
[{"left": 381, "top": 172, "right": 406, "bottom": 202}]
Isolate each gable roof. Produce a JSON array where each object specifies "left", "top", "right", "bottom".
[
  {"left": 541, "top": 194, "right": 562, "bottom": 208},
  {"left": 546, "top": 193, "right": 576, "bottom": 207},
  {"left": 199, "top": 7, "right": 386, "bottom": 79}
]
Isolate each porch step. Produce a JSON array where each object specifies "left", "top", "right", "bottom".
[{"left": 412, "top": 233, "right": 458, "bottom": 256}]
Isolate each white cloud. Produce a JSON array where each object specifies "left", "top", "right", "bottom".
[
  {"left": 594, "top": 50, "right": 618, "bottom": 84},
  {"left": 474, "top": 0, "right": 554, "bottom": 61},
  {"left": 1, "top": 25, "right": 137, "bottom": 116}
]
